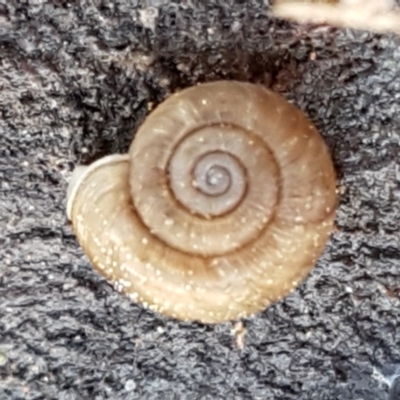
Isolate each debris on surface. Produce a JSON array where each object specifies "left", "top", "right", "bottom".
[{"left": 272, "top": 0, "right": 400, "bottom": 34}]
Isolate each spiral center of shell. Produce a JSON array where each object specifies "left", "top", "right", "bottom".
[
  {"left": 206, "top": 166, "right": 229, "bottom": 191},
  {"left": 169, "top": 140, "right": 247, "bottom": 217},
  {"left": 193, "top": 152, "right": 243, "bottom": 199},
  {"left": 131, "top": 114, "right": 281, "bottom": 256}
]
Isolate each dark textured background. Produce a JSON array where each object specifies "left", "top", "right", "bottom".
[{"left": 1, "top": 1, "right": 400, "bottom": 399}]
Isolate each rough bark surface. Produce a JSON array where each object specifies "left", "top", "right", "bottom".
[{"left": 0, "top": 1, "right": 399, "bottom": 399}]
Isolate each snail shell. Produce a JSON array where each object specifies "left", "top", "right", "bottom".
[{"left": 67, "top": 80, "right": 337, "bottom": 324}]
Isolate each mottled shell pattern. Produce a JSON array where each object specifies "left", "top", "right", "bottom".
[{"left": 67, "top": 80, "right": 337, "bottom": 324}]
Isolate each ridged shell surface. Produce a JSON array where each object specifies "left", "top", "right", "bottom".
[{"left": 67, "top": 81, "right": 337, "bottom": 323}]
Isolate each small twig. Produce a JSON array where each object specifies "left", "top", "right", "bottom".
[{"left": 272, "top": 0, "right": 400, "bottom": 35}]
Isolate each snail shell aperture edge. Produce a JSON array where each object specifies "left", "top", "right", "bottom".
[
  {"left": 66, "top": 154, "right": 130, "bottom": 221},
  {"left": 67, "top": 80, "right": 337, "bottom": 324}
]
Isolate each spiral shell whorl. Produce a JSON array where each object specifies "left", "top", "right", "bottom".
[
  {"left": 129, "top": 81, "right": 335, "bottom": 257},
  {"left": 68, "top": 81, "right": 336, "bottom": 323}
]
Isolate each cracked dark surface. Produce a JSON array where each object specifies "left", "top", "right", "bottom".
[{"left": 0, "top": 1, "right": 399, "bottom": 399}]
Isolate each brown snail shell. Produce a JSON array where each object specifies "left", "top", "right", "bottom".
[{"left": 67, "top": 80, "right": 337, "bottom": 324}]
